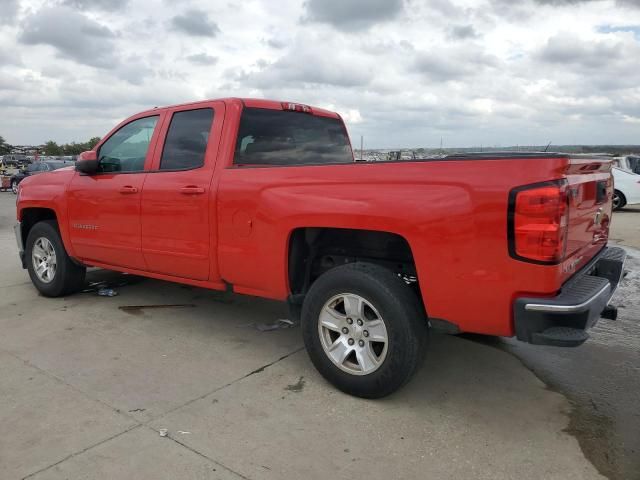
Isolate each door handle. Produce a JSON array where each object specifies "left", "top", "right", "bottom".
[
  {"left": 180, "top": 186, "right": 205, "bottom": 195},
  {"left": 119, "top": 186, "right": 138, "bottom": 194}
]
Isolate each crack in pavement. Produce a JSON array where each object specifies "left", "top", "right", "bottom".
[
  {"left": 144, "top": 346, "right": 305, "bottom": 423},
  {"left": 0, "top": 348, "right": 142, "bottom": 425},
  {"left": 11, "top": 345, "right": 304, "bottom": 479},
  {"left": 21, "top": 425, "right": 142, "bottom": 480},
  {"left": 158, "top": 427, "right": 251, "bottom": 480}
]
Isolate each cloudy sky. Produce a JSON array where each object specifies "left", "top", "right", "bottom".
[{"left": 1, "top": 0, "right": 639, "bottom": 148}]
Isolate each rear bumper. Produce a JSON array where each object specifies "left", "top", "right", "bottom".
[{"left": 514, "top": 246, "right": 626, "bottom": 347}]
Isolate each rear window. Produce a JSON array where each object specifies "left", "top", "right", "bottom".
[{"left": 234, "top": 108, "right": 353, "bottom": 166}]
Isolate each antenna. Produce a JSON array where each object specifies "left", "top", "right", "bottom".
[{"left": 544, "top": 141, "right": 552, "bottom": 152}]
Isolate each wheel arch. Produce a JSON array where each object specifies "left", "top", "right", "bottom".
[
  {"left": 20, "top": 207, "right": 58, "bottom": 244},
  {"left": 286, "top": 226, "right": 421, "bottom": 302},
  {"left": 19, "top": 206, "right": 78, "bottom": 265}
]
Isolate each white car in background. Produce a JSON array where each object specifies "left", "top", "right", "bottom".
[{"left": 613, "top": 166, "right": 640, "bottom": 211}]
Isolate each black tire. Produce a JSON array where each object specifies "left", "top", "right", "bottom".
[
  {"left": 301, "top": 262, "right": 428, "bottom": 398},
  {"left": 613, "top": 190, "right": 626, "bottom": 211},
  {"left": 25, "top": 220, "right": 86, "bottom": 297},
  {"left": 11, "top": 180, "right": 18, "bottom": 194}
]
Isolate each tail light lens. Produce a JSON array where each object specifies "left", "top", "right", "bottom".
[{"left": 508, "top": 181, "right": 569, "bottom": 264}]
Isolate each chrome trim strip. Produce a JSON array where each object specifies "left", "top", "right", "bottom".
[{"left": 524, "top": 283, "right": 611, "bottom": 313}]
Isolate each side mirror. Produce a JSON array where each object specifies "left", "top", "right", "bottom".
[{"left": 76, "top": 150, "right": 99, "bottom": 174}]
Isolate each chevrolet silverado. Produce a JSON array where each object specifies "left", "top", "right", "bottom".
[{"left": 14, "top": 98, "right": 626, "bottom": 397}]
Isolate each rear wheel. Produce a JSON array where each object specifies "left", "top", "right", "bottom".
[
  {"left": 25, "top": 220, "right": 86, "bottom": 297},
  {"left": 301, "top": 262, "right": 428, "bottom": 398},
  {"left": 613, "top": 190, "right": 626, "bottom": 211}
]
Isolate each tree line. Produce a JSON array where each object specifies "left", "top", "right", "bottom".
[
  {"left": 41, "top": 138, "right": 102, "bottom": 156},
  {"left": 0, "top": 135, "right": 101, "bottom": 156}
]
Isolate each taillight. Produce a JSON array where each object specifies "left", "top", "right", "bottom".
[{"left": 508, "top": 181, "right": 569, "bottom": 264}]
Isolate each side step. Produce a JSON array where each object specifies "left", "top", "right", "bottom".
[{"left": 531, "top": 327, "right": 589, "bottom": 347}]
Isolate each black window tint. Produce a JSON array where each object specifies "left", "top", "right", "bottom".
[
  {"left": 160, "top": 108, "right": 214, "bottom": 170},
  {"left": 234, "top": 108, "right": 353, "bottom": 166},
  {"left": 98, "top": 116, "right": 158, "bottom": 173}
]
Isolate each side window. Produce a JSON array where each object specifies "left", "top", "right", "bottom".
[
  {"left": 98, "top": 116, "right": 159, "bottom": 173},
  {"left": 160, "top": 108, "right": 214, "bottom": 170},
  {"left": 26, "top": 164, "right": 38, "bottom": 173}
]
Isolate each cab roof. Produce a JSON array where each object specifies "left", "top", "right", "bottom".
[{"left": 138, "top": 97, "right": 342, "bottom": 119}]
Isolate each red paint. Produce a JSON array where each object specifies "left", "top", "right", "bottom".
[{"left": 17, "top": 98, "right": 614, "bottom": 338}]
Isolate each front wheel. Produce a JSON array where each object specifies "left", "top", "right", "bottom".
[
  {"left": 25, "top": 220, "right": 86, "bottom": 297},
  {"left": 301, "top": 262, "right": 428, "bottom": 398},
  {"left": 11, "top": 180, "right": 18, "bottom": 194}
]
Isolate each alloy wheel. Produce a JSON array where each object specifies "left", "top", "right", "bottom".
[
  {"left": 318, "top": 293, "right": 389, "bottom": 375},
  {"left": 32, "top": 237, "right": 57, "bottom": 283}
]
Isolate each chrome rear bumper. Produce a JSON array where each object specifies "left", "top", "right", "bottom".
[{"left": 514, "top": 246, "right": 627, "bottom": 347}]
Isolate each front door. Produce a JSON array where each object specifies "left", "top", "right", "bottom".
[
  {"left": 140, "top": 103, "right": 222, "bottom": 280},
  {"left": 67, "top": 115, "right": 162, "bottom": 270}
]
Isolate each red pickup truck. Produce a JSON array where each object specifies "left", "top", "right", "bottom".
[{"left": 14, "top": 98, "right": 626, "bottom": 398}]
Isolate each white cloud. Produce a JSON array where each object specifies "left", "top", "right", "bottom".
[
  {"left": 0, "top": 0, "right": 639, "bottom": 148},
  {"left": 19, "top": 6, "right": 118, "bottom": 68}
]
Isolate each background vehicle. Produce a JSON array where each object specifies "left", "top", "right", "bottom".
[
  {"left": 14, "top": 98, "right": 626, "bottom": 398},
  {"left": 10, "top": 161, "right": 72, "bottom": 194},
  {"left": 613, "top": 155, "right": 640, "bottom": 175},
  {"left": 3, "top": 153, "right": 28, "bottom": 167},
  {"left": 612, "top": 166, "right": 640, "bottom": 210}
]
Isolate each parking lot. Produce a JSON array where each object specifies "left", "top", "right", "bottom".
[{"left": 0, "top": 192, "right": 637, "bottom": 480}]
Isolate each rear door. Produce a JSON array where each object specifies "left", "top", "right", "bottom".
[{"left": 140, "top": 102, "right": 223, "bottom": 281}]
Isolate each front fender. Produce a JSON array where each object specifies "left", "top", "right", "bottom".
[{"left": 17, "top": 170, "right": 76, "bottom": 258}]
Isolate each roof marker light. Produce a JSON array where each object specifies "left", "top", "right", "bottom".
[{"left": 282, "top": 102, "right": 312, "bottom": 113}]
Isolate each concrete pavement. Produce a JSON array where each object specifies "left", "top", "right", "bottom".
[{"left": 0, "top": 193, "right": 607, "bottom": 479}]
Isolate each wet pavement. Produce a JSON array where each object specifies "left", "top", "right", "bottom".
[{"left": 498, "top": 211, "right": 640, "bottom": 480}]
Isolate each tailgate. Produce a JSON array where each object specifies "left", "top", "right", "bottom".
[{"left": 561, "top": 156, "right": 613, "bottom": 282}]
